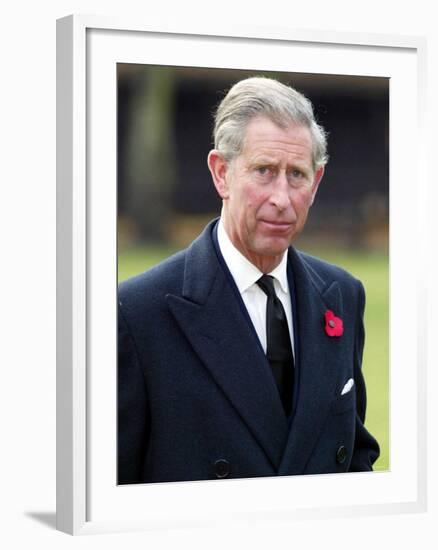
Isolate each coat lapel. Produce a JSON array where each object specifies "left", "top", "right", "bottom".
[
  {"left": 278, "top": 248, "right": 345, "bottom": 474},
  {"left": 166, "top": 223, "right": 289, "bottom": 470}
]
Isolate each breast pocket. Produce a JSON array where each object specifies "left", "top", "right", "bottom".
[{"left": 330, "top": 386, "right": 356, "bottom": 416}]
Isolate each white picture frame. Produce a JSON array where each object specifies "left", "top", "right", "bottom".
[{"left": 56, "top": 14, "right": 428, "bottom": 535}]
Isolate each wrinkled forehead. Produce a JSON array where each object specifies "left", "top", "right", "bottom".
[{"left": 240, "top": 116, "right": 313, "bottom": 160}]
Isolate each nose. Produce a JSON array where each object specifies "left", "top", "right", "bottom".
[{"left": 269, "top": 173, "right": 290, "bottom": 211}]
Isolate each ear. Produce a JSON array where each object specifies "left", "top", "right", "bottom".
[
  {"left": 207, "top": 150, "right": 230, "bottom": 199},
  {"left": 309, "top": 165, "right": 325, "bottom": 206}
]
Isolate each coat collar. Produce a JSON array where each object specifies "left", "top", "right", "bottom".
[{"left": 166, "top": 220, "right": 345, "bottom": 474}]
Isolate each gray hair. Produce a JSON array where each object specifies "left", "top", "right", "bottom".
[{"left": 213, "top": 76, "right": 328, "bottom": 170}]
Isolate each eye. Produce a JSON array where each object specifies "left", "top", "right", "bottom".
[
  {"left": 289, "top": 168, "right": 304, "bottom": 178},
  {"left": 256, "top": 166, "right": 270, "bottom": 175}
]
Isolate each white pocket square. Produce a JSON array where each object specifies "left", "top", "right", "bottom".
[{"left": 341, "top": 378, "right": 354, "bottom": 395}]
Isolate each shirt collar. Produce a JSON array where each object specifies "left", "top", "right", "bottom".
[{"left": 217, "top": 218, "right": 289, "bottom": 295}]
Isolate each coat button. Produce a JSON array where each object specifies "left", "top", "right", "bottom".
[
  {"left": 214, "top": 459, "right": 230, "bottom": 478},
  {"left": 336, "top": 445, "right": 347, "bottom": 464}
]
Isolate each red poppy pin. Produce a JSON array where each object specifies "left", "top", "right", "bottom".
[{"left": 324, "top": 310, "right": 343, "bottom": 337}]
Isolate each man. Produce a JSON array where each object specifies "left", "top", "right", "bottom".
[{"left": 118, "top": 77, "right": 380, "bottom": 484}]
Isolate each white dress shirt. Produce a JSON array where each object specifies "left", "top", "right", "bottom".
[{"left": 217, "top": 219, "right": 295, "bottom": 356}]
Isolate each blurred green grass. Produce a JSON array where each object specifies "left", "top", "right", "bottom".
[{"left": 118, "top": 245, "right": 389, "bottom": 472}]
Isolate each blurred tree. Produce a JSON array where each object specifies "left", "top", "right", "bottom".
[{"left": 124, "top": 67, "right": 176, "bottom": 241}]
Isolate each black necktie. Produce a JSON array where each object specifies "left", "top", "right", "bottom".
[{"left": 256, "top": 275, "right": 294, "bottom": 416}]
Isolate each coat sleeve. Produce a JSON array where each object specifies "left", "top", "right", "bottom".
[
  {"left": 349, "top": 281, "right": 380, "bottom": 471},
  {"left": 118, "top": 303, "right": 150, "bottom": 484}
]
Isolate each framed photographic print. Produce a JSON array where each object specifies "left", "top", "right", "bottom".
[{"left": 57, "top": 15, "right": 427, "bottom": 535}]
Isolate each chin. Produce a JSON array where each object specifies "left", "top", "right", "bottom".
[{"left": 256, "top": 238, "right": 291, "bottom": 257}]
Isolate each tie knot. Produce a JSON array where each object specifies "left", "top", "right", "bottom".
[{"left": 256, "top": 275, "right": 276, "bottom": 298}]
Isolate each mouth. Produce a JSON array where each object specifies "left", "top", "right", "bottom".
[{"left": 259, "top": 220, "right": 294, "bottom": 232}]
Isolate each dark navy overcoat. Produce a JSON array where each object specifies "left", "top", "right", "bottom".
[{"left": 118, "top": 220, "right": 379, "bottom": 484}]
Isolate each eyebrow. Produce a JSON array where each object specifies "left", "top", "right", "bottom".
[{"left": 249, "top": 157, "right": 280, "bottom": 167}]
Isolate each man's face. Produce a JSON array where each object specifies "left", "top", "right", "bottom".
[{"left": 211, "top": 116, "right": 324, "bottom": 272}]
